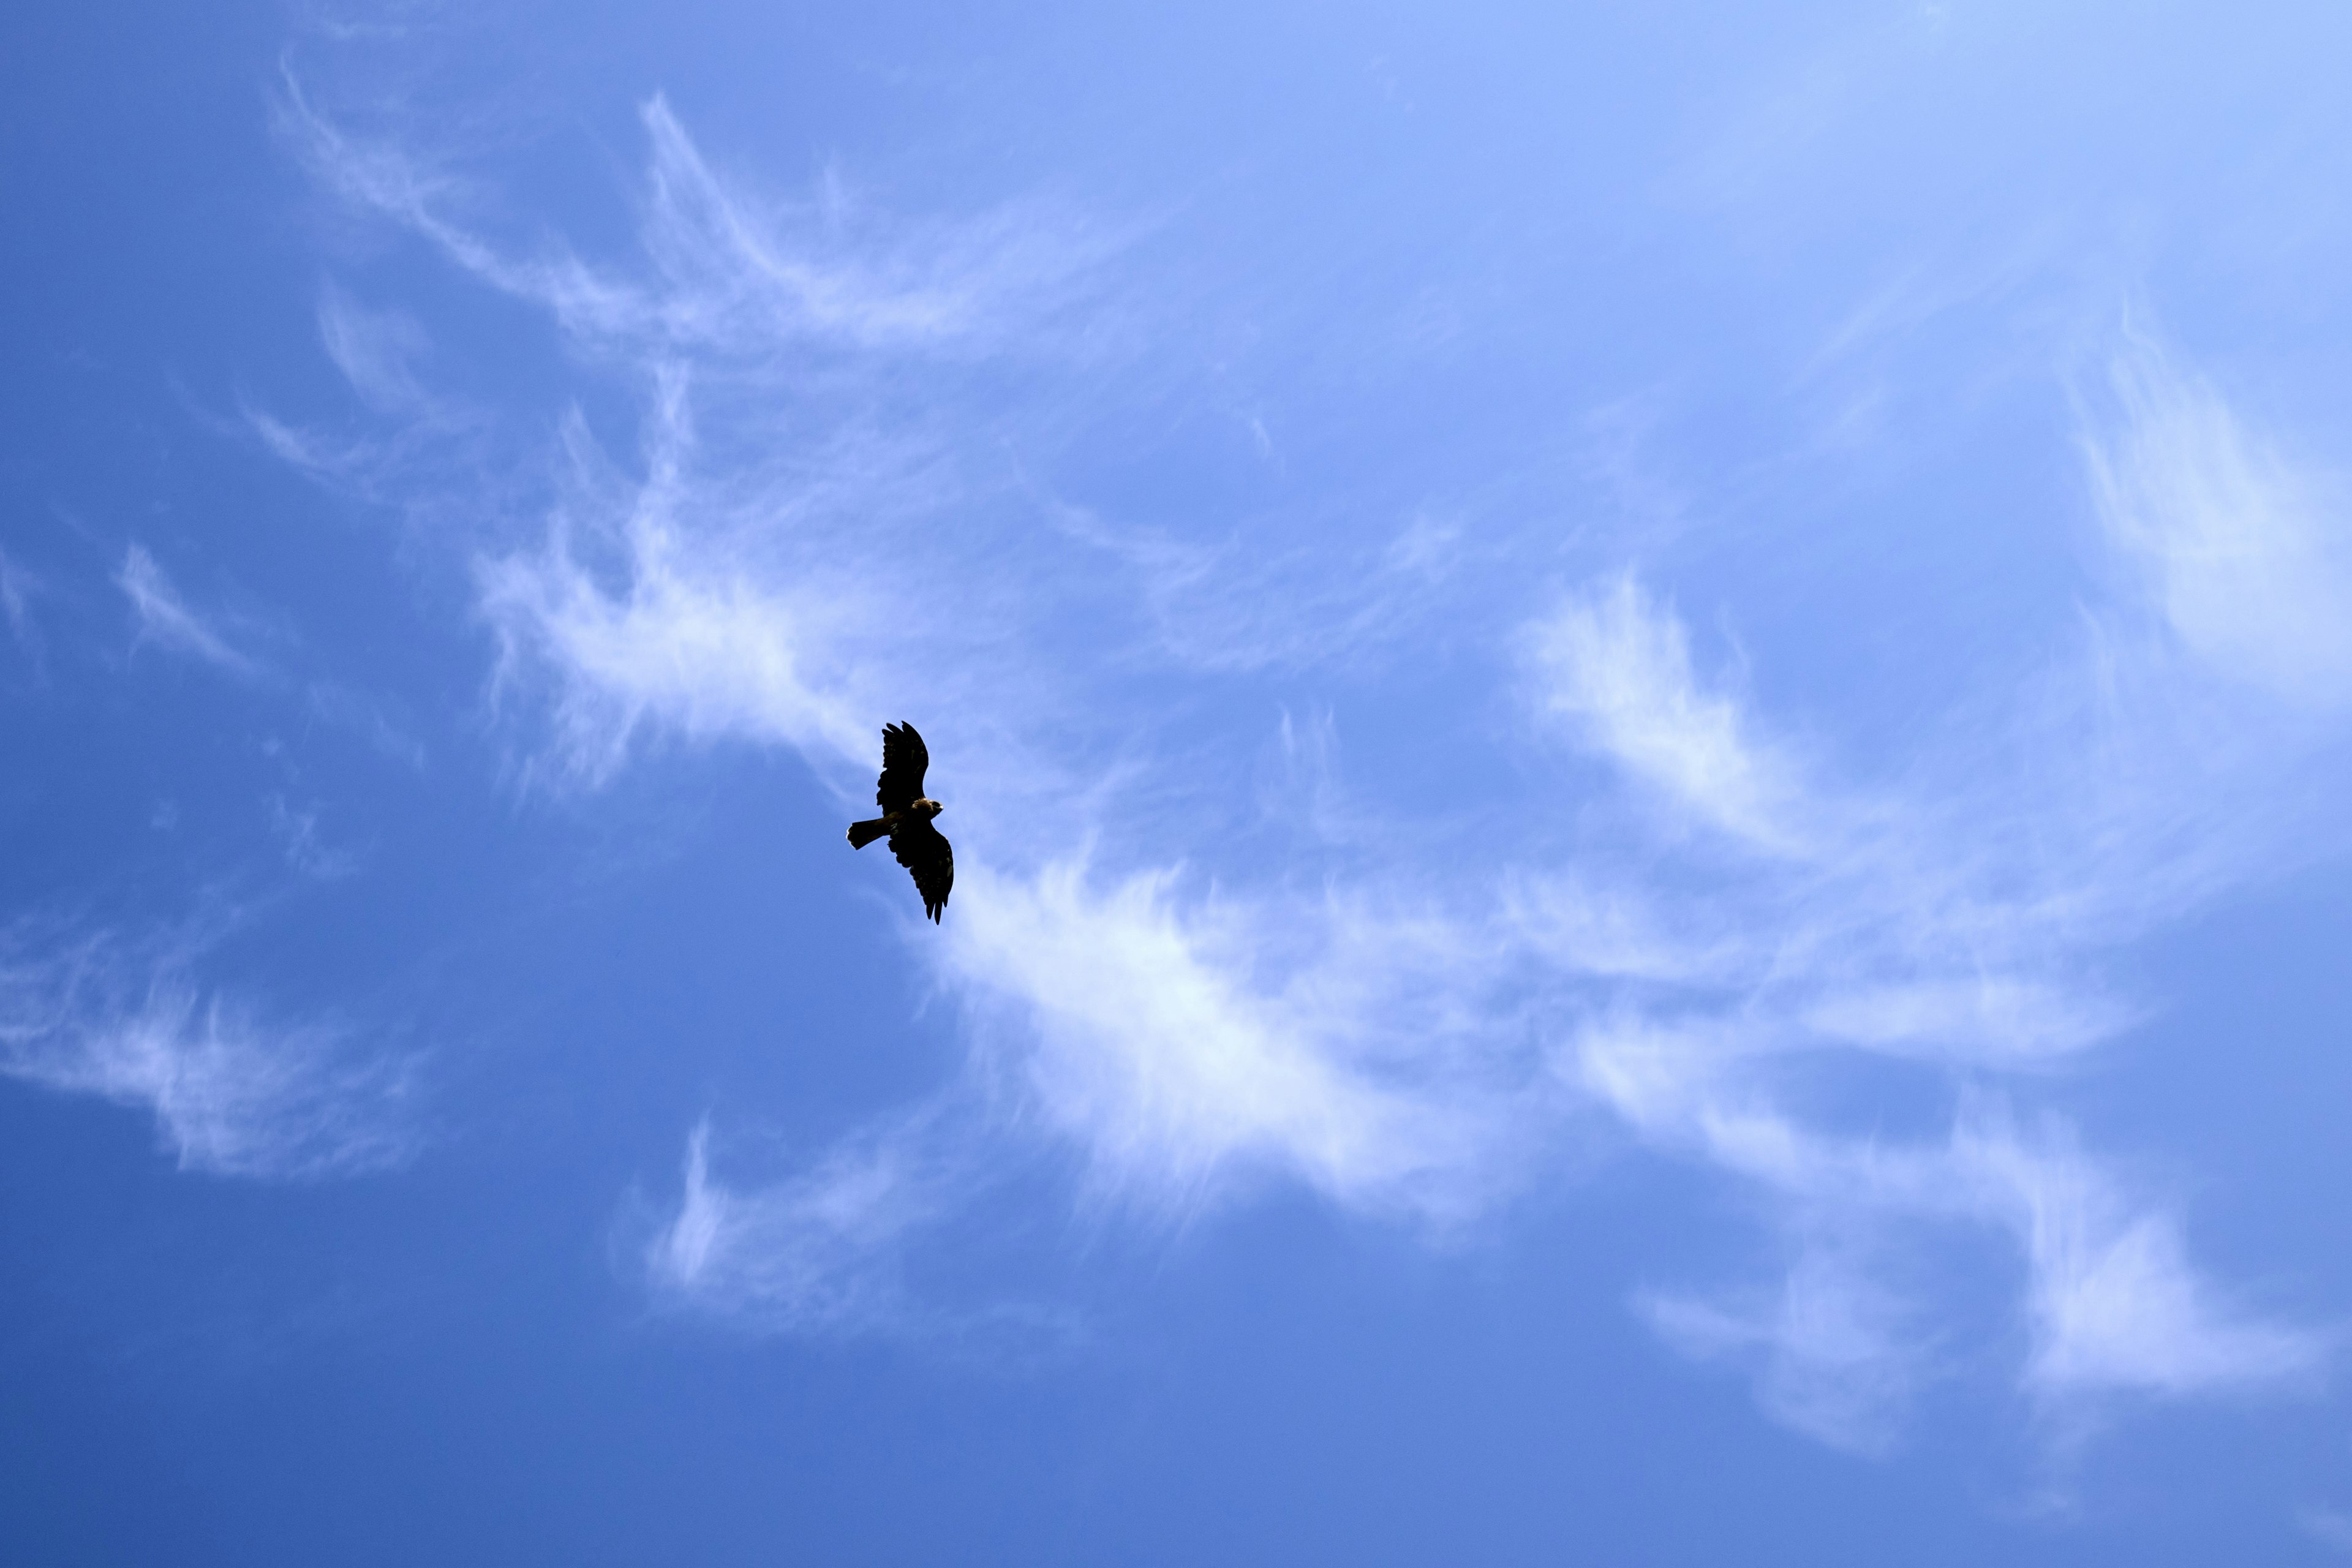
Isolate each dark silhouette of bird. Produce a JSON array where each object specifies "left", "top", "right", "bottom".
[{"left": 847, "top": 722, "right": 953, "bottom": 922}]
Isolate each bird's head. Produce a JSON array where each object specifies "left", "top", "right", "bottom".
[{"left": 916, "top": 797, "right": 944, "bottom": 818}]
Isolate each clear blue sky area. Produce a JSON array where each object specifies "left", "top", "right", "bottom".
[{"left": 7, "top": 3, "right": 2352, "bottom": 1562}]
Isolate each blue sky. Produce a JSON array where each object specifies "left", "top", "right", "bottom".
[{"left": 6, "top": 1, "right": 2352, "bottom": 1560}]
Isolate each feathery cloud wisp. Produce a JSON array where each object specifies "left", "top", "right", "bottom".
[
  {"left": 1529, "top": 573, "right": 1810, "bottom": 853},
  {"left": 643, "top": 1118, "right": 936, "bottom": 1334},
  {"left": 0, "top": 924, "right": 418, "bottom": 1178},
  {"left": 2086, "top": 338, "right": 2352, "bottom": 712},
  {"left": 118, "top": 545, "right": 263, "bottom": 677},
  {"left": 317, "top": 282, "right": 432, "bottom": 412},
  {"left": 0, "top": 546, "right": 40, "bottom": 660}
]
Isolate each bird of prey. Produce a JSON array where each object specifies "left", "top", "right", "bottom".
[{"left": 846, "top": 721, "right": 953, "bottom": 922}]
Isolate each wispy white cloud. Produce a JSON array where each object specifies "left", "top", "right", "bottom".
[
  {"left": 1974, "top": 1120, "right": 2326, "bottom": 1402},
  {"left": 472, "top": 406, "right": 882, "bottom": 786},
  {"left": 1537, "top": 535, "right": 2343, "bottom": 1444},
  {"left": 270, "top": 84, "right": 2348, "bottom": 1454},
  {"left": 1798, "top": 977, "right": 2138, "bottom": 1070},
  {"left": 1528, "top": 573, "right": 1811, "bottom": 853},
  {"left": 2084, "top": 334, "right": 2352, "bottom": 712},
  {"left": 643, "top": 1117, "right": 936, "bottom": 1334},
  {"left": 1041, "top": 488, "right": 1496, "bottom": 679},
  {"left": 1602, "top": 1049, "right": 2328, "bottom": 1449},
  {"left": 267, "top": 795, "right": 363, "bottom": 880},
  {"left": 944, "top": 861, "right": 1525, "bottom": 1223},
  {"left": 277, "top": 72, "right": 1128, "bottom": 796},
  {"left": 0, "top": 923, "right": 418, "bottom": 1178},
  {"left": 0, "top": 545, "right": 40, "bottom": 662},
  {"left": 282, "top": 78, "right": 1115, "bottom": 368},
  {"left": 117, "top": 544, "right": 264, "bottom": 677},
  {"left": 317, "top": 281, "right": 432, "bottom": 412},
  {"left": 1641, "top": 1245, "right": 1928, "bottom": 1458},
  {"left": 638, "top": 1111, "right": 1085, "bottom": 1360}
]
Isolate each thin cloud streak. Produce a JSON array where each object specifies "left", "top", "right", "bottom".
[
  {"left": 0, "top": 923, "right": 418, "bottom": 1178},
  {"left": 281, "top": 77, "right": 1119, "bottom": 369},
  {"left": 0, "top": 545, "right": 40, "bottom": 662},
  {"left": 317, "top": 282, "right": 432, "bottom": 413},
  {"left": 118, "top": 545, "right": 263, "bottom": 677}
]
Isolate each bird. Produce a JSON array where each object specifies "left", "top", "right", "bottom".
[{"left": 846, "top": 721, "right": 953, "bottom": 922}]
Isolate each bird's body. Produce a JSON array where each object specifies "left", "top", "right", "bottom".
[{"left": 847, "top": 722, "right": 954, "bottom": 921}]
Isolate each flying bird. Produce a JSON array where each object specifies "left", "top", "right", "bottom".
[{"left": 846, "top": 721, "right": 953, "bottom": 922}]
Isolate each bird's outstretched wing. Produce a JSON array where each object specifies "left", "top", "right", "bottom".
[
  {"left": 891, "top": 818, "right": 954, "bottom": 922},
  {"left": 876, "top": 722, "right": 929, "bottom": 813}
]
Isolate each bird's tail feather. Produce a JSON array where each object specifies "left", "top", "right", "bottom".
[{"left": 847, "top": 817, "right": 890, "bottom": 850}]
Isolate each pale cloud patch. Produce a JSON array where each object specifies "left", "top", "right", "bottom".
[
  {"left": 317, "top": 282, "right": 432, "bottom": 412},
  {"left": 1642, "top": 1246, "right": 1929, "bottom": 1457},
  {"left": 2085, "top": 337, "right": 2352, "bottom": 712},
  {"left": 478, "top": 505, "right": 878, "bottom": 785},
  {"left": 944, "top": 861, "right": 1518, "bottom": 1223},
  {"left": 2301, "top": 1507, "right": 2352, "bottom": 1555},
  {"left": 118, "top": 544, "right": 263, "bottom": 677},
  {"left": 623, "top": 96, "right": 1110, "bottom": 355},
  {"left": 244, "top": 405, "right": 367, "bottom": 478},
  {"left": 1962, "top": 1121, "right": 2328, "bottom": 1401},
  {"left": 1577, "top": 1012, "right": 2324, "bottom": 1445},
  {"left": 1800, "top": 976, "right": 2136, "bottom": 1069},
  {"left": 268, "top": 795, "right": 363, "bottom": 880},
  {"left": 282, "top": 78, "right": 1114, "bottom": 369},
  {"left": 1522, "top": 366, "right": 2349, "bottom": 1434},
  {"left": 1528, "top": 574, "right": 1810, "bottom": 853},
  {"left": 0, "top": 545, "right": 40, "bottom": 660},
  {"left": 640, "top": 1110, "right": 1089, "bottom": 1356},
  {"left": 1503, "top": 874, "right": 1746, "bottom": 987},
  {"left": 0, "top": 925, "right": 418, "bottom": 1179},
  {"left": 643, "top": 1118, "right": 936, "bottom": 1334},
  {"left": 280, "top": 88, "right": 1107, "bottom": 792}
]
